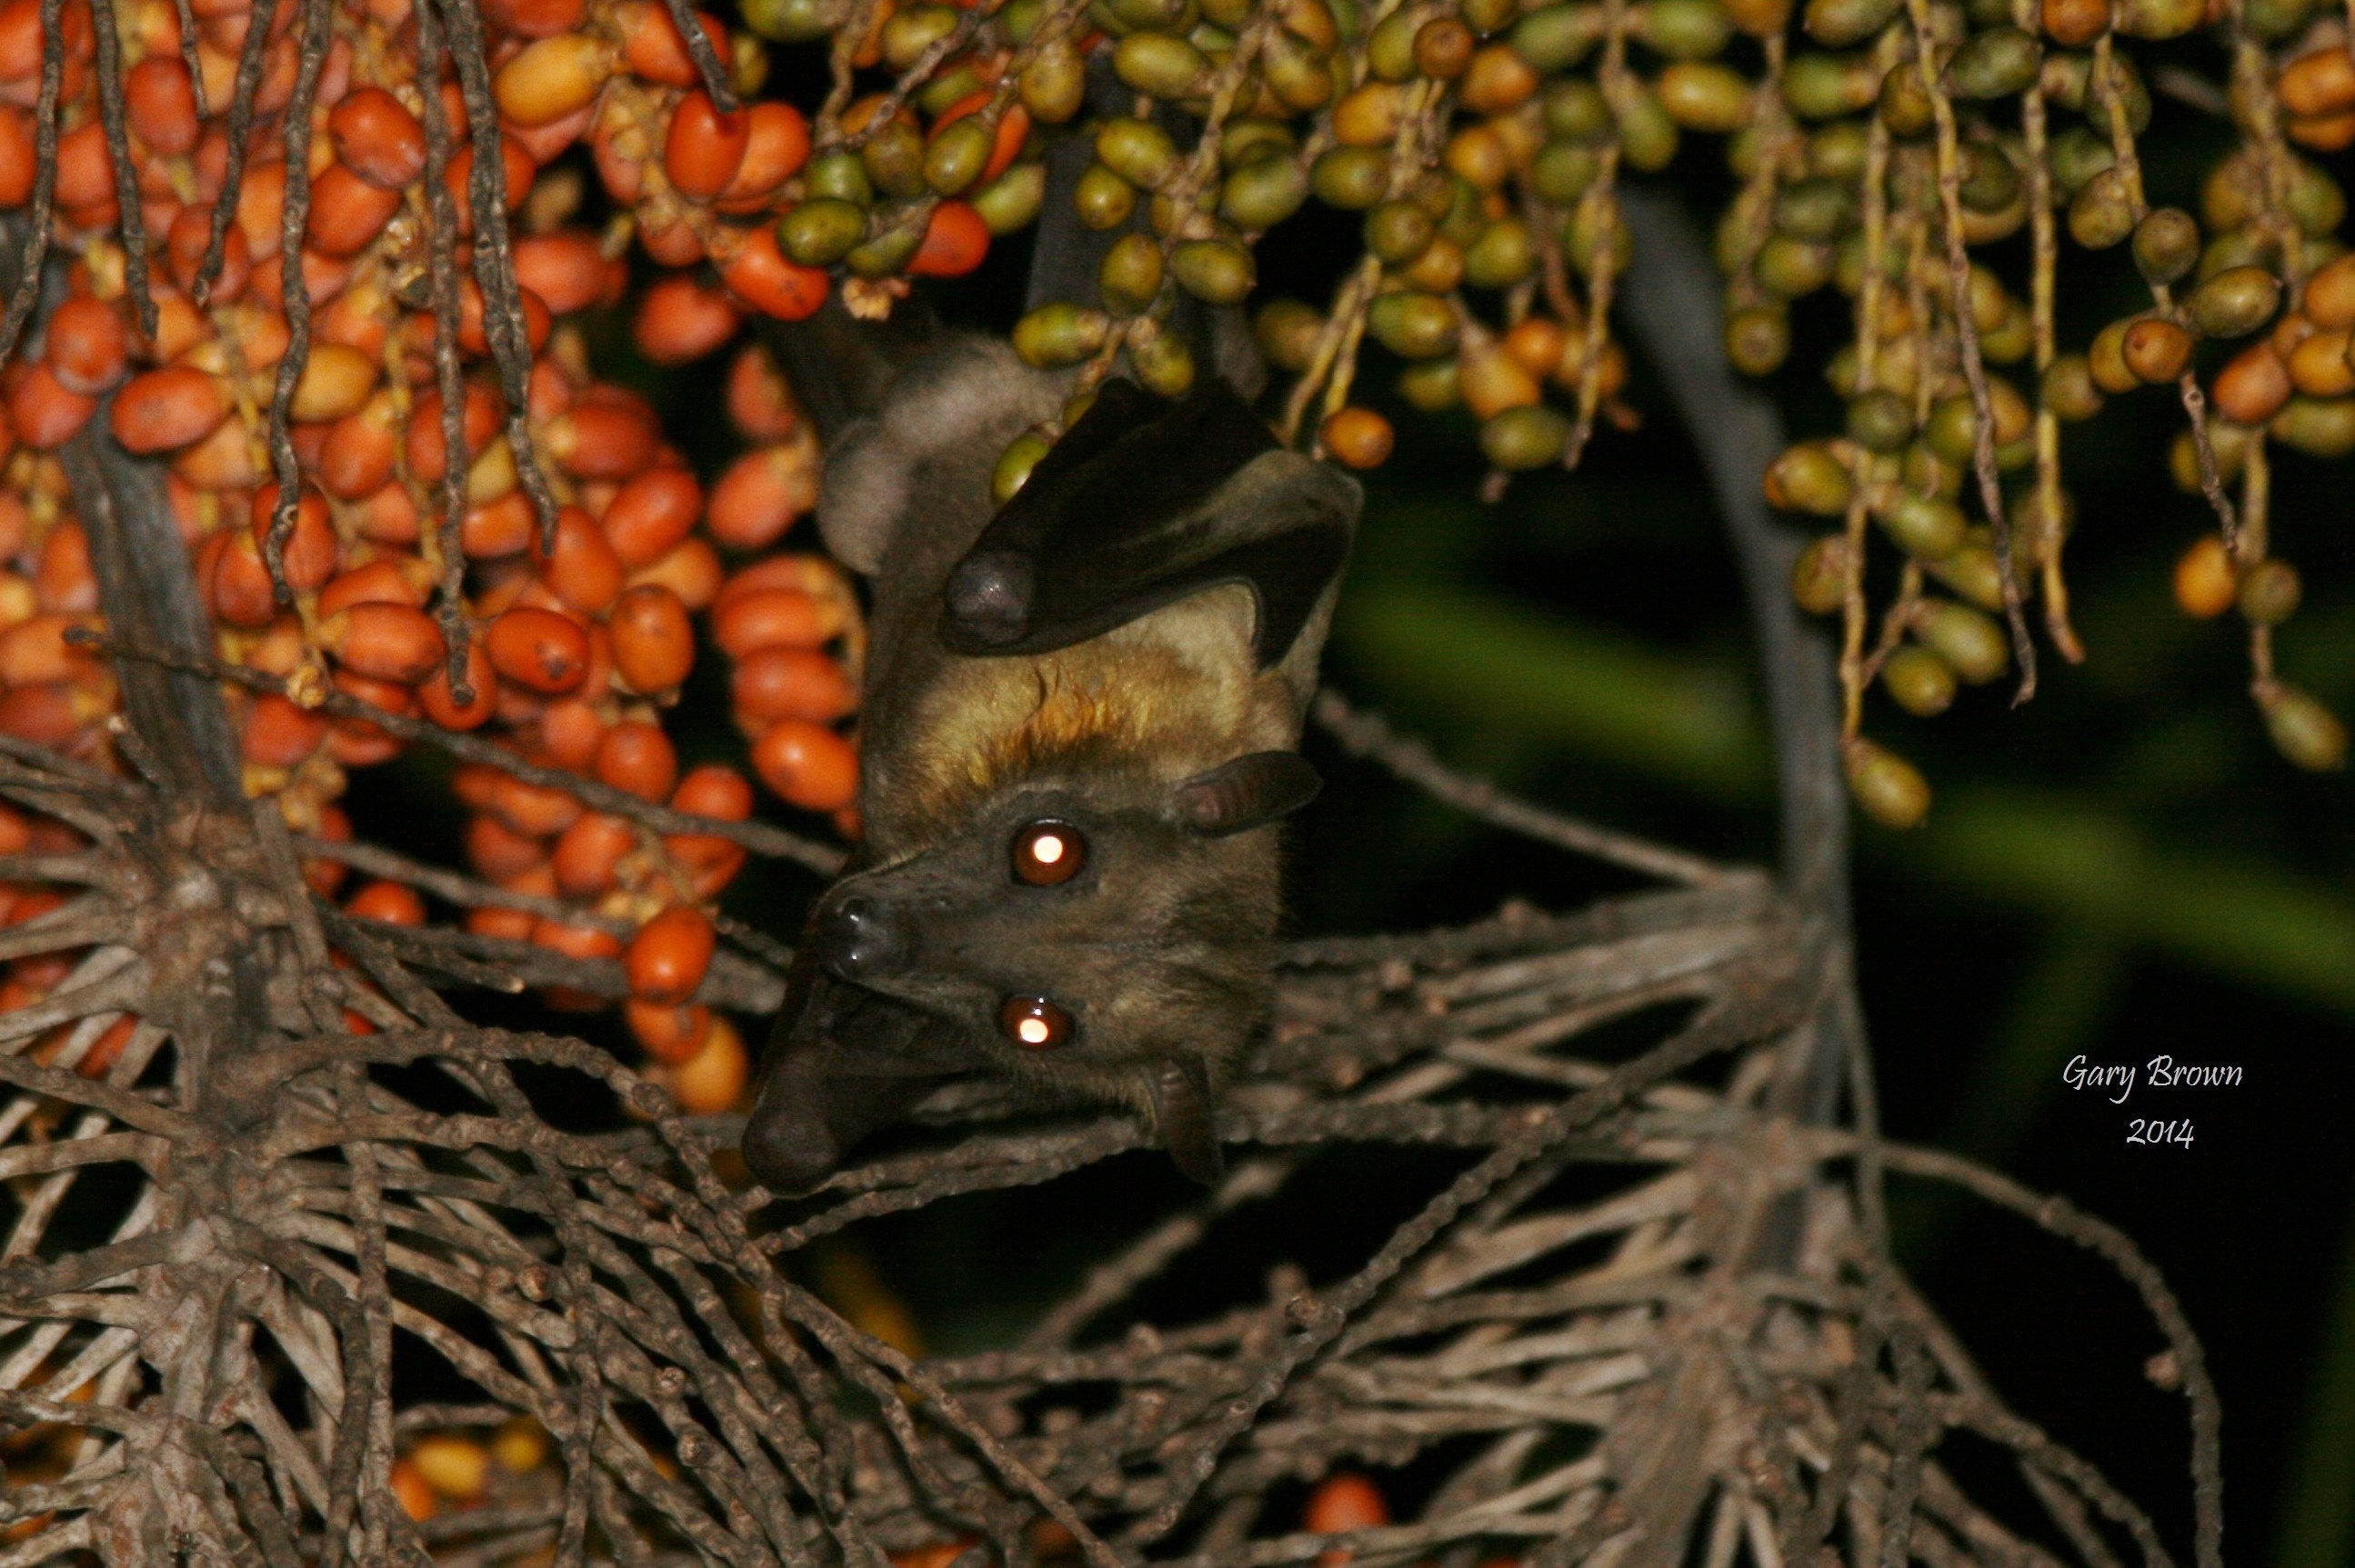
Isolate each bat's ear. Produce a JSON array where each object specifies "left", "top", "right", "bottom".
[
  {"left": 1147, "top": 1056, "right": 1226, "bottom": 1186},
  {"left": 1171, "top": 752, "right": 1322, "bottom": 837}
]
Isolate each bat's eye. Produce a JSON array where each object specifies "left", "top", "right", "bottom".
[
  {"left": 1010, "top": 820, "right": 1086, "bottom": 886},
  {"left": 999, "top": 995, "right": 1073, "bottom": 1050}
]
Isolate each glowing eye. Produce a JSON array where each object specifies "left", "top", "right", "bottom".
[
  {"left": 1011, "top": 820, "right": 1087, "bottom": 886},
  {"left": 999, "top": 995, "right": 1073, "bottom": 1050}
]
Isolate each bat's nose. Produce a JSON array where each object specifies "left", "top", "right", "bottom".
[{"left": 817, "top": 896, "right": 909, "bottom": 981}]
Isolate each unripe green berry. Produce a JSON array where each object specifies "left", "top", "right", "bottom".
[
  {"left": 1845, "top": 737, "right": 1931, "bottom": 827},
  {"left": 1947, "top": 25, "right": 2040, "bottom": 98},
  {"left": 1013, "top": 303, "right": 1111, "bottom": 366},
  {"left": 2131, "top": 207, "right": 2201, "bottom": 285},
  {"left": 1882, "top": 645, "right": 1958, "bottom": 715},
  {"left": 973, "top": 163, "right": 1047, "bottom": 234},
  {"left": 1480, "top": 404, "right": 1572, "bottom": 470},
  {"left": 993, "top": 433, "right": 1051, "bottom": 503},
  {"left": 2187, "top": 265, "right": 2281, "bottom": 338},
  {"left": 2261, "top": 684, "right": 2348, "bottom": 771},
  {"left": 778, "top": 199, "right": 868, "bottom": 266},
  {"left": 1169, "top": 239, "right": 1254, "bottom": 304},
  {"left": 1915, "top": 601, "right": 2009, "bottom": 683},
  {"left": 1790, "top": 534, "right": 1855, "bottom": 614},
  {"left": 1074, "top": 165, "right": 1137, "bottom": 229},
  {"left": 2238, "top": 558, "right": 2301, "bottom": 624}
]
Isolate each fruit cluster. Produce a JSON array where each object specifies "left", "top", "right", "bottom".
[
  {"left": 1734, "top": 0, "right": 2353, "bottom": 818},
  {"left": 0, "top": 0, "right": 877, "bottom": 1084}
]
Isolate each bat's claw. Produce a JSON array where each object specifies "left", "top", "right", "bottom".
[{"left": 945, "top": 551, "right": 1033, "bottom": 644}]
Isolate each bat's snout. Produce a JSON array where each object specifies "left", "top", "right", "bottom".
[{"left": 817, "top": 895, "right": 912, "bottom": 982}]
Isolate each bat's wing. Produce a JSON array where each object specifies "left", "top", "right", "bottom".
[
  {"left": 937, "top": 377, "right": 1358, "bottom": 672},
  {"left": 740, "top": 950, "right": 986, "bottom": 1194}
]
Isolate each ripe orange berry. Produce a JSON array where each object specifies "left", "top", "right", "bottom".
[
  {"left": 492, "top": 772, "right": 585, "bottom": 838},
  {"left": 8, "top": 364, "right": 97, "bottom": 448},
  {"left": 318, "top": 404, "right": 398, "bottom": 499},
  {"left": 634, "top": 274, "right": 742, "bottom": 366},
  {"left": 2173, "top": 536, "right": 2238, "bottom": 618},
  {"left": 1319, "top": 407, "right": 1394, "bottom": 469},
  {"left": 553, "top": 812, "right": 635, "bottom": 896},
  {"left": 250, "top": 483, "right": 340, "bottom": 593},
  {"left": 752, "top": 719, "right": 857, "bottom": 811},
  {"left": 666, "top": 91, "right": 751, "bottom": 200},
  {"left": 708, "top": 444, "right": 817, "bottom": 551},
  {"left": 417, "top": 640, "right": 500, "bottom": 731},
  {"left": 112, "top": 365, "right": 227, "bottom": 453},
  {"left": 44, "top": 296, "right": 127, "bottom": 395},
  {"left": 535, "top": 699, "right": 606, "bottom": 772},
  {"left": 462, "top": 492, "right": 538, "bottom": 560},
  {"left": 618, "top": 2, "right": 726, "bottom": 85},
  {"left": 2211, "top": 342, "right": 2292, "bottom": 426},
  {"left": 715, "top": 585, "right": 842, "bottom": 657},
  {"left": 52, "top": 121, "right": 115, "bottom": 211},
  {"left": 673, "top": 764, "right": 755, "bottom": 823},
  {"left": 909, "top": 201, "right": 990, "bottom": 278},
  {"left": 346, "top": 879, "right": 427, "bottom": 926},
  {"left": 406, "top": 385, "right": 505, "bottom": 482},
  {"left": 734, "top": 645, "right": 856, "bottom": 724},
  {"left": 609, "top": 583, "right": 696, "bottom": 695},
  {"left": 321, "top": 602, "right": 447, "bottom": 684},
  {"left": 486, "top": 606, "right": 592, "bottom": 694},
  {"left": 466, "top": 813, "right": 547, "bottom": 883},
  {"left": 664, "top": 1014, "right": 749, "bottom": 1114},
  {"left": 626, "top": 904, "right": 716, "bottom": 1005},
  {"left": 589, "top": 723, "right": 676, "bottom": 806},
  {"left": 329, "top": 87, "right": 426, "bottom": 189},
  {"left": 388, "top": 1459, "right": 436, "bottom": 1523},
  {"left": 34, "top": 520, "right": 95, "bottom": 612},
  {"left": 319, "top": 559, "right": 429, "bottom": 618},
  {"left": 533, "top": 504, "right": 627, "bottom": 614},
  {"left": 306, "top": 164, "right": 402, "bottom": 257},
  {"left": 720, "top": 227, "right": 828, "bottom": 322},
  {"left": 442, "top": 136, "right": 537, "bottom": 235},
  {"left": 1305, "top": 1474, "right": 1388, "bottom": 1536},
  {"left": 602, "top": 467, "right": 704, "bottom": 568},
  {"left": 0, "top": 105, "right": 35, "bottom": 206},
  {"left": 200, "top": 532, "right": 279, "bottom": 628},
  {"left": 243, "top": 693, "right": 329, "bottom": 767},
  {"left": 456, "top": 278, "right": 554, "bottom": 357},
  {"left": 496, "top": 33, "right": 612, "bottom": 126},
  {"left": 726, "top": 346, "right": 799, "bottom": 441},
  {"left": 0, "top": 614, "right": 99, "bottom": 686},
  {"left": 628, "top": 999, "right": 713, "bottom": 1064},
  {"left": 483, "top": 0, "right": 585, "bottom": 36},
  {"left": 125, "top": 55, "right": 200, "bottom": 155},
  {"left": 549, "top": 399, "right": 660, "bottom": 480},
  {"left": 628, "top": 538, "right": 724, "bottom": 611},
  {"left": 719, "top": 102, "right": 812, "bottom": 205},
  {"left": 513, "top": 232, "right": 614, "bottom": 315}
]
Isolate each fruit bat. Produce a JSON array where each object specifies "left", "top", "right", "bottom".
[{"left": 737, "top": 331, "right": 1359, "bottom": 1194}]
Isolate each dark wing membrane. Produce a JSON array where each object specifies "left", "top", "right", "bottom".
[
  {"left": 938, "top": 377, "right": 1351, "bottom": 670},
  {"left": 741, "top": 949, "right": 987, "bottom": 1193}
]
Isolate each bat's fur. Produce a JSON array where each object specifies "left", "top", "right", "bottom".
[{"left": 740, "top": 335, "right": 1358, "bottom": 1190}]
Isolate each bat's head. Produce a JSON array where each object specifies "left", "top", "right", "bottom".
[{"left": 740, "top": 744, "right": 1318, "bottom": 1193}]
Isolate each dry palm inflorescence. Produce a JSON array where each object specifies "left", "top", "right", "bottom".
[
  {"left": 0, "top": 679, "right": 2221, "bottom": 1565},
  {"left": 0, "top": 0, "right": 2248, "bottom": 1555}
]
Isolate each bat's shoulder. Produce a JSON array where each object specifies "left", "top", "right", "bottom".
[{"left": 817, "top": 336, "right": 1068, "bottom": 576}]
